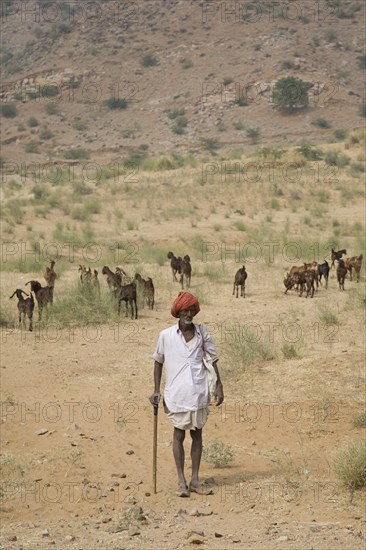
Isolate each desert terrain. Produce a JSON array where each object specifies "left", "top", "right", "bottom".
[{"left": 1, "top": 1, "right": 365, "bottom": 549}]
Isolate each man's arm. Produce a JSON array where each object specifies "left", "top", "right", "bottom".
[
  {"left": 212, "top": 360, "right": 224, "bottom": 406},
  {"left": 149, "top": 361, "right": 163, "bottom": 405}
]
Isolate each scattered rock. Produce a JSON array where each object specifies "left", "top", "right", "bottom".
[
  {"left": 128, "top": 524, "right": 141, "bottom": 536},
  {"left": 214, "top": 532, "right": 223, "bottom": 538},
  {"left": 8, "top": 535, "right": 17, "bottom": 541},
  {"left": 102, "top": 516, "right": 112, "bottom": 523},
  {"left": 126, "top": 450, "right": 135, "bottom": 455},
  {"left": 277, "top": 535, "right": 289, "bottom": 542},
  {"left": 35, "top": 429, "right": 48, "bottom": 436},
  {"left": 41, "top": 529, "right": 49, "bottom": 537},
  {"left": 65, "top": 535, "right": 75, "bottom": 542},
  {"left": 189, "top": 508, "right": 199, "bottom": 516},
  {"left": 197, "top": 508, "right": 213, "bottom": 516},
  {"left": 187, "top": 533, "right": 205, "bottom": 545}
]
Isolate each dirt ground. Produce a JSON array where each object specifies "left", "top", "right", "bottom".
[{"left": 1, "top": 256, "right": 365, "bottom": 549}]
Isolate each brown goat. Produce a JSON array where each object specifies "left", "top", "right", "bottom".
[
  {"left": 25, "top": 280, "right": 51, "bottom": 320},
  {"left": 345, "top": 254, "right": 363, "bottom": 282},
  {"left": 284, "top": 270, "right": 315, "bottom": 298},
  {"left": 10, "top": 289, "right": 34, "bottom": 331},
  {"left": 115, "top": 267, "right": 132, "bottom": 285},
  {"left": 135, "top": 273, "right": 155, "bottom": 309},
  {"left": 292, "top": 270, "right": 316, "bottom": 298},
  {"left": 79, "top": 265, "right": 91, "bottom": 284},
  {"left": 336, "top": 259, "right": 347, "bottom": 290},
  {"left": 304, "top": 262, "right": 319, "bottom": 290},
  {"left": 102, "top": 266, "right": 121, "bottom": 290},
  {"left": 180, "top": 255, "right": 192, "bottom": 289},
  {"left": 44, "top": 260, "right": 57, "bottom": 304},
  {"left": 167, "top": 251, "right": 182, "bottom": 282},
  {"left": 233, "top": 265, "right": 247, "bottom": 298}
]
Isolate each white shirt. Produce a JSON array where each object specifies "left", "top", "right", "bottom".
[{"left": 152, "top": 323, "right": 219, "bottom": 413}]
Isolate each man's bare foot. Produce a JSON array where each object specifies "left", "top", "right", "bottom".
[
  {"left": 189, "top": 482, "right": 213, "bottom": 495},
  {"left": 176, "top": 482, "right": 190, "bottom": 497}
]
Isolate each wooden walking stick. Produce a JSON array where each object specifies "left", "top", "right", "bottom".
[{"left": 153, "top": 397, "right": 159, "bottom": 494}]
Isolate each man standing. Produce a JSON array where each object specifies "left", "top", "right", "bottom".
[{"left": 150, "top": 291, "right": 224, "bottom": 497}]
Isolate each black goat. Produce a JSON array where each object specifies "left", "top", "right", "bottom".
[
  {"left": 331, "top": 248, "right": 347, "bottom": 268},
  {"left": 180, "top": 255, "right": 192, "bottom": 289},
  {"left": 336, "top": 259, "right": 347, "bottom": 291},
  {"left": 233, "top": 265, "right": 247, "bottom": 298},
  {"left": 167, "top": 251, "right": 182, "bottom": 282},
  {"left": 114, "top": 282, "right": 138, "bottom": 319},
  {"left": 25, "top": 280, "right": 51, "bottom": 320},
  {"left": 317, "top": 260, "right": 330, "bottom": 288},
  {"left": 10, "top": 289, "right": 34, "bottom": 331}
]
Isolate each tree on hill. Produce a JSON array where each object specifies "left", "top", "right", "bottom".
[{"left": 272, "top": 76, "right": 313, "bottom": 110}]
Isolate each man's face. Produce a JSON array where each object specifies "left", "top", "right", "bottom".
[{"left": 179, "top": 307, "right": 196, "bottom": 326}]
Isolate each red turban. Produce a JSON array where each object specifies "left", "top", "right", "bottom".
[{"left": 171, "top": 291, "right": 200, "bottom": 318}]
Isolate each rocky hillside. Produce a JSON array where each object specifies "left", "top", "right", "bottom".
[{"left": 1, "top": 0, "right": 365, "bottom": 163}]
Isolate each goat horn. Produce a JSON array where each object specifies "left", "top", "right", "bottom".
[{"left": 25, "top": 281, "right": 31, "bottom": 285}]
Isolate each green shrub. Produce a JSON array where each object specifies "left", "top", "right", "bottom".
[
  {"left": 141, "top": 54, "right": 158, "bottom": 67},
  {"left": 234, "top": 96, "right": 248, "bottom": 106},
  {"left": 312, "top": 117, "right": 332, "bottom": 129},
  {"left": 105, "top": 97, "right": 128, "bottom": 110},
  {"left": 273, "top": 76, "right": 312, "bottom": 110},
  {"left": 281, "top": 59, "right": 295, "bottom": 70},
  {"left": 27, "top": 116, "right": 39, "bottom": 127},
  {"left": 352, "top": 412, "right": 366, "bottom": 428},
  {"left": 180, "top": 58, "right": 193, "bottom": 69},
  {"left": 234, "top": 220, "right": 246, "bottom": 231},
  {"left": 334, "top": 129, "right": 346, "bottom": 140},
  {"left": 325, "top": 151, "right": 350, "bottom": 167},
  {"left": 39, "top": 128, "right": 54, "bottom": 140},
  {"left": 45, "top": 104, "right": 59, "bottom": 115},
  {"left": 203, "top": 439, "right": 235, "bottom": 468},
  {"left": 324, "top": 27, "right": 337, "bottom": 42},
  {"left": 246, "top": 127, "right": 260, "bottom": 144},
  {"left": 333, "top": 441, "right": 366, "bottom": 490},
  {"left": 297, "top": 142, "right": 323, "bottom": 160},
  {"left": 357, "top": 55, "right": 366, "bottom": 70},
  {"left": 200, "top": 137, "right": 219, "bottom": 153},
  {"left": 359, "top": 103, "right": 366, "bottom": 118},
  {"left": 166, "top": 107, "right": 186, "bottom": 120},
  {"left": 318, "top": 304, "right": 340, "bottom": 326},
  {"left": 350, "top": 162, "right": 365, "bottom": 173},
  {"left": 233, "top": 121, "right": 245, "bottom": 130},
  {"left": 42, "top": 85, "right": 59, "bottom": 98},
  {"left": 73, "top": 120, "right": 87, "bottom": 131},
  {"left": 64, "top": 148, "right": 90, "bottom": 159},
  {"left": 282, "top": 344, "right": 298, "bottom": 359},
  {"left": 172, "top": 115, "right": 188, "bottom": 134},
  {"left": 1, "top": 104, "right": 17, "bottom": 118},
  {"left": 32, "top": 184, "right": 49, "bottom": 200},
  {"left": 25, "top": 140, "right": 40, "bottom": 153},
  {"left": 223, "top": 76, "right": 233, "bottom": 85}
]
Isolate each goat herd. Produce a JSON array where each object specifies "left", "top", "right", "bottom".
[
  {"left": 8, "top": 248, "right": 363, "bottom": 332},
  {"left": 283, "top": 249, "right": 363, "bottom": 298}
]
